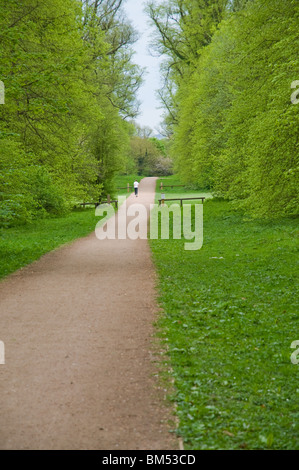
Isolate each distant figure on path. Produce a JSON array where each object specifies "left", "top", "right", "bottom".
[{"left": 134, "top": 180, "right": 139, "bottom": 197}]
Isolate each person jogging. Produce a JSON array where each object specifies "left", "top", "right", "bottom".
[{"left": 134, "top": 180, "right": 139, "bottom": 197}]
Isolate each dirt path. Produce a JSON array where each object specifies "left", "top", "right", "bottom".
[{"left": 0, "top": 177, "right": 179, "bottom": 450}]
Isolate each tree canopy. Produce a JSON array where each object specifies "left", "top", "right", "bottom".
[
  {"left": 0, "top": 0, "right": 143, "bottom": 226},
  {"left": 148, "top": 0, "right": 299, "bottom": 218}
]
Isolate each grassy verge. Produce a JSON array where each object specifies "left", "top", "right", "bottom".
[
  {"left": 155, "top": 176, "right": 212, "bottom": 204},
  {"left": 0, "top": 208, "right": 99, "bottom": 280},
  {"left": 157, "top": 174, "right": 210, "bottom": 193},
  {"left": 149, "top": 178, "right": 299, "bottom": 450}
]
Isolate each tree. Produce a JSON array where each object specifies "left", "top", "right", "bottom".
[
  {"left": 147, "top": 0, "right": 229, "bottom": 129},
  {"left": 0, "top": 0, "right": 143, "bottom": 226},
  {"left": 128, "top": 125, "right": 173, "bottom": 176},
  {"left": 152, "top": 0, "right": 299, "bottom": 217}
]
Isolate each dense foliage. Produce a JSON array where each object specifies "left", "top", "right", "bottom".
[
  {"left": 0, "top": 0, "right": 143, "bottom": 227},
  {"left": 148, "top": 0, "right": 299, "bottom": 218},
  {"left": 125, "top": 125, "right": 173, "bottom": 176}
]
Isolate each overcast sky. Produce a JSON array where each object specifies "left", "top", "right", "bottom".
[{"left": 123, "top": 0, "right": 164, "bottom": 132}]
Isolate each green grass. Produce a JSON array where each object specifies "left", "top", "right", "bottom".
[
  {"left": 156, "top": 174, "right": 212, "bottom": 202},
  {"left": 0, "top": 208, "right": 98, "bottom": 280},
  {"left": 149, "top": 178, "right": 299, "bottom": 450},
  {"left": 157, "top": 174, "right": 209, "bottom": 194}
]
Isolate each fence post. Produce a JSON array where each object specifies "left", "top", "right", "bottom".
[
  {"left": 107, "top": 194, "right": 111, "bottom": 205},
  {"left": 160, "top": 182, "right": 163, "bottom": 190}
]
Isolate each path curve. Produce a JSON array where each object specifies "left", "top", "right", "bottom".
[{"left": 0, "top": 177, "right": 178, "bottom": 450}]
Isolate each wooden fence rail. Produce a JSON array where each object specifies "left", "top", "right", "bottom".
[
  {"left": 116, "top": 183, "right": 132, "bottom": 192},
  {"left": 160, "top": 183, "right": 185, "bottom": 189},
  {"left": 79, "top": 194, "right": 118, "bottom": 209},
  {"left": 158, "top": 197, "right": 205, "bottom": 207}
]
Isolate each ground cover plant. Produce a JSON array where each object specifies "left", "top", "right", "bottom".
[{"left": 150, "top": 177, "right": 299, "bottom": 450}]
